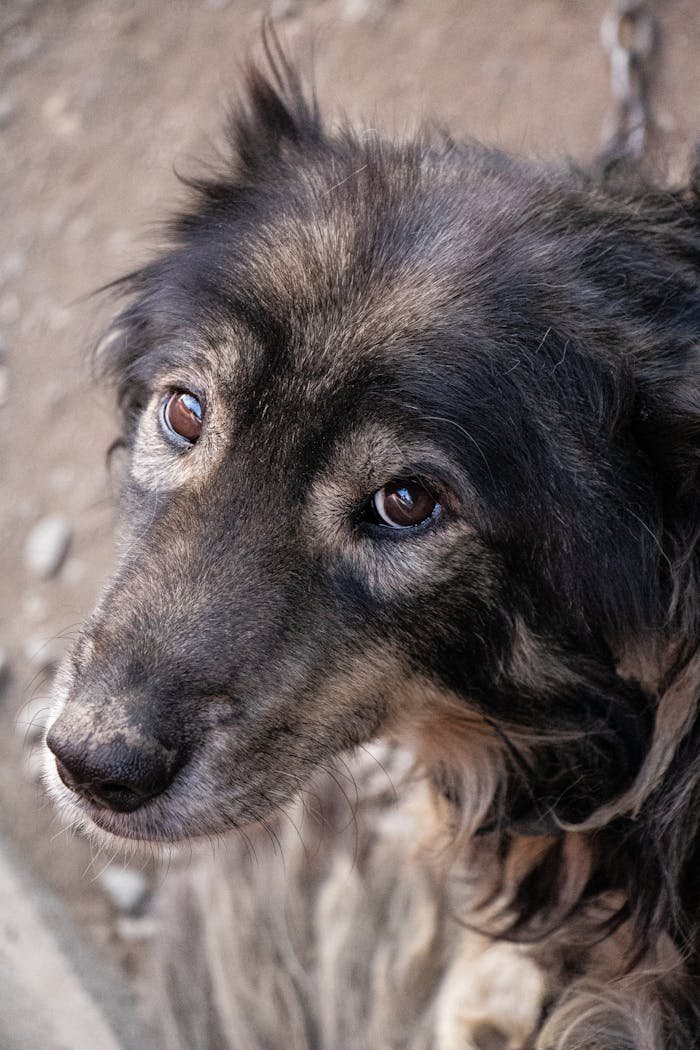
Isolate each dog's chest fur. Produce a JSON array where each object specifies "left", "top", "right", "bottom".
[
  {"left": 155, "top": 748, "right": 544, "bottom": 1050},
  {"left": 156, "top": 747, "right": 671, "bottom": 1050}
]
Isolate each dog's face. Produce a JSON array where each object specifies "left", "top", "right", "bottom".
[{"left": 45, "top": 61, "right": 697, "bottom": 846}]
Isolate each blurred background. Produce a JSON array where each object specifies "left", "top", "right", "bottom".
[{"left": 0, "top": 1, "right": 698, "bottom": 1046}]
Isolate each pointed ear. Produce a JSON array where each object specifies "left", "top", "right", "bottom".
[{"left": 230, "top": 28, "right": 323, "bottom": 180}]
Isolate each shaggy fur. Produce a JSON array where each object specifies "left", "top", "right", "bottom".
[
  {"left": 44, "top": 41, "right": 700, "bottom": 1049},
  {"left": 156, "top": 746, "right": 550, "bottom": 1050}
]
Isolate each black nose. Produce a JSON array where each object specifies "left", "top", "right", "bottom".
[{"left": 46, "top": 725, "right": 177, "bottom": 813}]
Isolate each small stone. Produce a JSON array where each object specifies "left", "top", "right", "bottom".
[
  {"left": 0, "top": 366, "right": 8, "bottom": 406},
  {"left": 65, "top": 215, "right": 92, "bottom": 242},
  {"left": 48, "top": 305, "right": 72, "bottom": 332},
  {"left": 41, "top": 92, "right": 80, "bottom": 137},
  {"left": 0, "top": 251, "right": 26, "bottom": 283},
  {"left": 0, "top": 646, "right": 10, "bottom": 694},
  {"left": 21, "top": 592, "right": 49, "bottom": 623},
  {"left": 49, "top": 466, "right": 75, "bottom": 493},
  {"left": 11, "top": 31, "right": 40, "bottom": 63},
  {"left": 342, "top": 0, "right": 387, "bottom": 21},
  {"left": 115, "top": 915, "right": 157, "bottom": 942},
  {"left": 270, "top": 0, "right": 298, "bottom": 17},
  {"left": 0, "top": 292, "right": 21, "bottom": 325},
  {"left": 41, "top": 207, "right": 66, "bottom": 237},
  {"left": 107, "top": 229, "right": 132, "bottom": 253},
  {"left": 0, "top": 95, "right": 17, "bottom": 130},
  {"left": 42, "top": 93, "right": 66, "bottom": 121},
  {"left": 25, "top": 515, "right": 72, "bottom": 578},
  {"left": 41, "top": 379, "right": 65, "bottom": 415},
  {"left": 61, "top": 558, "right": 88, "bottom": 586},
  {"left": 16, "top": 497, "right": 39, "bottom": 521},
  {"left": 97, "top": 866, "right": 150, "bottom": 915},
  {"left": 79, "top": 76, "right": 105, "bottom": 106},
  {"left": 16, "top": 696, "right": 51, "bottom": 746}
]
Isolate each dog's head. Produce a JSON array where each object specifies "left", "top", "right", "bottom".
[{"left": 45, "top": 51, "right": 700, "bottom": 854}]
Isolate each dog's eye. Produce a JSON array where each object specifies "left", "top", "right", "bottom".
[
  {"left": 160, "top": 391, "right": 204, "bottom": 446},
  {"left": 372, "top": 481, "right": 440, "bottom": 529}
]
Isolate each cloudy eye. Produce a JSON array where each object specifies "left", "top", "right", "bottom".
[
  {"left": 372, "top": 480, "right": 440, "bottom": 529},
  {"left": 160, "top": 391, "right": 204, "bottom": 447}
]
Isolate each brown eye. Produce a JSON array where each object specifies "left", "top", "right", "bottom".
[
  {"left": 161, "top": 391, "right": 204, "bottom": 446},
  {"left": 372, "top": 480, "right": 440, "bottom": 529}
]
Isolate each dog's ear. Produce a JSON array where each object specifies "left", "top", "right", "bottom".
[{"left": 230, "top": 30, "right": 323, "bottom": 181}]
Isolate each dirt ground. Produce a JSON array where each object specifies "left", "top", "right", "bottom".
[{"left": 1, "top": 0, "right": 699, "bottom": 1036}]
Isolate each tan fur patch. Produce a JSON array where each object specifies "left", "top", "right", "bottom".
[
  {"left": 307, "top": 423, "right": 490, "bottom": 601},
  {"left": 398, "top": 697, "right": 506, "bottom": 838},
  {"left": 130, "top": 365, "right": 230, "bottom": 493}
]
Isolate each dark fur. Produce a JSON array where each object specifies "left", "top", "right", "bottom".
[{"left": 45, "top": 42, "right": 700, "bottom": 1049}]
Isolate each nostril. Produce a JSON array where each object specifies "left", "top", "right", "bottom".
[
  {"left": 100, "top": 780, "right": 132, "bottom": 798},
  {"left": 89, "top": 780, "right": 149, "bottom": 813},
  {"left": 54, "top": 757, "right": 78, "bottom": 792},
  {"left": 56, "top": 763, "right": 144, "bottom": 812},
  {"left": 48, "top": 723, "right": 178, "bottom": 814}
]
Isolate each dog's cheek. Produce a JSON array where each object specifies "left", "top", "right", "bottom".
[{"left": 195, "top": 643, "right": 418, "bottom": 806}]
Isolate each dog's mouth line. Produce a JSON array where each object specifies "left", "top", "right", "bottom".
[
  {"left": 83, "top": 800, "right": 269, "bottom": 845},
  {"left": 51, "top": 770, "right": 271, "bottom": 845},
  {"left": 60, "top": 789, "right": 211, "bottom": 844},
  {"left": 85, "top": 803, "right": 191, "bottom": 843}
]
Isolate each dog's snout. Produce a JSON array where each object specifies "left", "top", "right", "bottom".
[{"left": 47, "top": 724, "right": 177, "bottom": 813}]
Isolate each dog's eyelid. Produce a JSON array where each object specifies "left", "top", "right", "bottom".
[
  {"left": 155, "top": 378, "right": 208, "bottom": 406},
  {"left": 384, "top": 468, "right": 459, "bottom": 510}
]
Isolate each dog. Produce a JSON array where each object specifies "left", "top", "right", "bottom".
[{"left": 43, "top": 39, "right": 700, "bottom": 1050}]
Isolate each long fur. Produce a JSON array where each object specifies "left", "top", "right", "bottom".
[{"left": 44, "top": 37, "right": 700, "bottom": 1049}]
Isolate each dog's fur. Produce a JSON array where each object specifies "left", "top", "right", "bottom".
[{"left": 44, "top": 43, "right": 700, "bottom": 1049}]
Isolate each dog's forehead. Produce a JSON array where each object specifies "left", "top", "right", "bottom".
[
  {"left": 165, "top": 152, "right": 506, "bottom": 392},
  {"left": 128, "top": 145, "right": 575, "bottom": 472}
]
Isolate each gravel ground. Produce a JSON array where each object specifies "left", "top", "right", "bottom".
[
  {"left": 0, "top": 835, "right": 153, "bottom": 1050},
  {"left": 1, "top": 0, "right": 698, "bottom": 1039}
]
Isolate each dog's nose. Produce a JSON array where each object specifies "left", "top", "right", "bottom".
[{"left": 46, "top": 726, "right": 176, "bottom": 813}]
